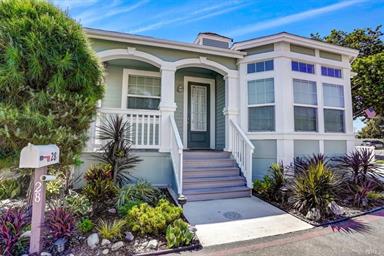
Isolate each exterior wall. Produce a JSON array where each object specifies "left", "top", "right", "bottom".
[
  {"left": 239, "top": 41, "right": 355, "bottom": 178},
  {"left": 251, "top": 140, "right": 277, "bottom": 180},
  {"left": 74, "top": 151, "right": 175, "bottom": 189},
  {"left": 215, "top": 74, "right": 226, "bottom": 149}
]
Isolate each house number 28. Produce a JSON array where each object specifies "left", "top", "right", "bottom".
[{"left": 34, "top": 181, "right": 42, "bottom": 203}]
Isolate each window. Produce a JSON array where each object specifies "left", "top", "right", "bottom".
[
  {"left": 127, "top": 75, "right": 161, "bottom": 110},
  {"left": 291, "top": 61, "right": 314, "bottom": 74},
  {"left": 247, "top": 44, "right": 274, "bottom": 55},
  {"left": 290, "top": 44, "right": 315, "bottom": 56},
  {"left": 247, "top": 60, "right": 274, "bottom": 73},
  {"left": 248, "top": 78, "right": 275, "bottom": 131},
  {"left": 319, "top": 50, "right": 342, "bottom": 61},
  {"left": 321, "top": 66, "right": 342, "bottom": 78},
  {"left": 323, "top": 83, "right": 345, "bottom": 132},
  {"left": 293, "top": 79, "right": 318, "bottom": 132}
]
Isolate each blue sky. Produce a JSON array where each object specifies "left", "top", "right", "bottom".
[{"left": 51, "top": 0, "right": 383, "bottom": 131}]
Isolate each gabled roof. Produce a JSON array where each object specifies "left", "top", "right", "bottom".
[{"left": 232, "top": 32, "right": 359, "bottom": 58}]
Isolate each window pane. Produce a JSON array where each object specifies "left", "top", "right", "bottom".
[
  {"left": 321, "top": 66, "right": 327, "bottom": 76},
  {"left": 323, "top": 83, "right": 344, "bottom": 107},
  {"left": 128, "top": 75, "right": 160, "bottom": 97},
  {"left": 299, "top": 62, "right": 307, "bottom": 72},
  {"left": 292, "top": 61, "right": 299, "bottom": 71},
  {"left": 293, "top": 79, "right": 317, "bottom": 105},
  {"left": 335, "top": 69, "right": 342, "bottom": 78},
  {"left": 127, "top": 97, "right": 160, "bottom": 110},
  {"left": 248, "top": 78, "right": 274, "bottom": 105},
  {"left": 324, "top": 109, "right": 344, "bottom": 132},
  {"left": 256, "top": 62, "right": 264, "bottom": 72},
  {"left": 249, "top": 106, "right": 275, "bottom": 131},
  {"left": 247, "top": 63, "right": 255, "bottom": 73},
  {"left": 265, "top": 60, "right": 274, "bottom": 71},
  {"left": 307, "top": 64, "right": 314, "bottom": 74},
  {"left": 294, "top": 106, "right": 317, "bottom": 131},
  {"left": 328, "top": 68, "right": 335, "bottom": 77}
]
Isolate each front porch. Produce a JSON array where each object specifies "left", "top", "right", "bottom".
[{"left": 86, "top": 50, "right": 254, "bottom": 198}]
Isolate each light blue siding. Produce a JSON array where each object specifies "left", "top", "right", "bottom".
[
  {"left": 324, "top": 140, "right": 347, "bottom": 157},
  {"left": 215, "top": 74, "right": 225, "bottom": 149},
  {"left": 251, "top": 140, "right": 277, "bottom": 180},
  {"left": 294, "top": 140, "right": 320, "bottom": 158},
  {"left": 102, "top": 65, "right": 123, "bottom": 108}
]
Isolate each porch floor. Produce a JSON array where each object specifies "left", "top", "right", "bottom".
[{"left": 183, "top": 196, "right": 312, "bottom": 246}]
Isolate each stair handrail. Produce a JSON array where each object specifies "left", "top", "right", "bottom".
[
  {"left": 229, "top": 119, "right": 254, "bottom": 188},
  {"left": 169, "top": 115, "right": 184, "bottom": 195}
]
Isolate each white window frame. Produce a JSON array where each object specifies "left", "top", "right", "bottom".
[
  {"left": 247, "top": 78, "right": 275, "bottom": 132},
  {"left": 121, "top": 69, "right": 161, "bottom": 110},
  {"left": 323, "top": 83, "right": 345, "bottom": 133},
  {"left": 293, "top": 78, "right": 318, "bottom": 132}
]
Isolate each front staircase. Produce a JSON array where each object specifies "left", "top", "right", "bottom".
[{"left": 182, "top": 151, "right": 251, "bottom": 201}]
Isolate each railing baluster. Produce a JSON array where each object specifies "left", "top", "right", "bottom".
[{"left": 135, "top": 114, "right": 139, "bottom": 146}]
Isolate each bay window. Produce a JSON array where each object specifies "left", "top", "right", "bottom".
[
  {"left": 323, "top": 83, "right": 345, "bottom": 132},
  {"left": 293, "top": 79, "right": 318, "bottom": 132}
]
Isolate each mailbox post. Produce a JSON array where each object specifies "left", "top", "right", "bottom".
[{"left": 19, "top": 143, "right": 60, "bottom": 255}]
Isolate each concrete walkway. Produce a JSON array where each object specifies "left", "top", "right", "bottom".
[{"left": 183, "top": 196, "right": 312, "bottom": 246}]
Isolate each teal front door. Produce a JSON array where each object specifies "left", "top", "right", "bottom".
[{"left": 187, "top": 82, "right": 210, "bottom": 149}]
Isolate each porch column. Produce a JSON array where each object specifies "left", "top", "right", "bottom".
[
  {"left": 159, "top": 66, "right": 177, "bottom": 152},
  {"left": 223, "top": 73, "right": 240, "bottom": 152}
]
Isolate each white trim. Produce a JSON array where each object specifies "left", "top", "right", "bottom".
[
  {"left": 173, "top": 57, "right": 237, "bottom": 77},
  {"left": 122, "top": 69, "right": 161, "bottom": 110},
  {"left": 183, "top": 76, "right": 215, "bottom": 149}
]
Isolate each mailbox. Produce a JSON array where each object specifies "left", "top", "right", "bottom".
[{"left": 19, "top": 143, "right": 59, "bottom": 168}]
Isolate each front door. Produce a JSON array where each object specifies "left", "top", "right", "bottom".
[{"left": 188, "top": 82, "right": 210, "bottom": 149}]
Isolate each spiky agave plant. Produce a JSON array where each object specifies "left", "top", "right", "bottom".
[
  {"left": 294, "top": 154, "right": 330, "bottom": 176},
  {"left": 95, "top": 114, "right": 141, "bottom": 186}
]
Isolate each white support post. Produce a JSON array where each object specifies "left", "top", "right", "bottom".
[
  {"left": 223, "top": 73, "right": 240, "bottom": 152},
  {"left": 159, "top": 66, "right": 177, "bottom": 152}
]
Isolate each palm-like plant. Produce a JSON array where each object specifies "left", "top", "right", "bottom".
[
  {"left": 294, "top": 154, "right": 330, "bottom": 176},
  {"left": 95, "top": 114, "right": 141, "bottom": 186}
]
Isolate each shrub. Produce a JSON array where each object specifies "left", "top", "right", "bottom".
[
  {"left": 253, "top": 176, "right": 272, "bottom": 198},
  {"left": 0, "top": 0, "right": 104, "bottom": 167},
  {"left": 290, "top": 163, "right": 340, "bottom": 218},
  {"left": 46, "top": 208, "right": 75, "bottom": 241},
  {"left": 77, "top": 218, "right": 94, "bottom": 234},
  {"left": 166, "top": 219, "right": 194, "bottom": 249},
  {"left": 253, "top": 163, "right": 285, "bottom": 201},
  {"left": 126, "top": 199, "right": 182, "bottom": 236},
  {"left": 0, "top": 208, "right": 30, "bottom": 256},
  {"left": 294, "top": 154, "right": 329, "bottom": 175},
  {"left": 97, "top": 219, "right": 125, "bottom": 240},
  {"left": 46, "top": 173, "right": 65, "bottom": 199},
  {"left": 64, "top": 190, "right": 92, "bottom": 216},
  {"left": 0, "top": 179, "right": 21, "bottom": 200},
  {"left": 84, "top": 164, "right": 113, "bottom": 182},
  {"left": 367, "top": 191, "right": 384, "bottom": 201},
  {"left": 117, "top": 200, "right": 142, "bottom": 216},
  {"left": 347, "top": 180, "right": 376, "bottom": 208},
  {"left": 117, "top": 180, "right": 161, "bottom": 207},
  {"left": 95, "top": 114, "right": 141, "bottom": 186}
]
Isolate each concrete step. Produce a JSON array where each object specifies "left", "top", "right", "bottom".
[
  {"left": 183, "top": 151, "right": 231, "bottom": 160},
  {"left": 183, "top": 158, "right": 237, "bottom": 168},
  {"left": 183, "top": 167, "right": 240, "bottom": 178},
  {"left": 183, "top": 186, "right": 251, "bottom": 201},
  {"left": 183, "top": 176, "right": 246, "bottom": 189}
]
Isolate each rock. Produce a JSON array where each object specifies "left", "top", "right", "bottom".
[
  {"left": 66, "top": 254, "right": 74, "bottom": 256},
  {"left": 328, "top": 201, "right": 345, "bottom": 216},
  {"left": 108, "top": 208, "right": 117, "bottom": 214},
  {"left": 102, "top": 249, "right": 110, "bottom": 255},
  {"left": 87, "top": 233, "right": 99, "bottom": 249},
  {"left": 146, "top": 239, "right": 158, "bottom": 249},
  {"left": 111, "top": 241, "right": 124, "bottom": 251},
  {"left": 40, "top": 252, "right": 52, "bottom": 256},
  {"left": 20, "top": 230, "right": 31, "bottom": 238},
  {"left": 125, "top": 231, "right": 134, "bottom": 242},
  {"left": 306, "top": 208, "right": 321, "bottom": 221},
  {"left": 101, "top": 238, "right": 111, "bottom": 246},
  {"left": 188, "top": 225, "right": 197, "bottom": 233}
]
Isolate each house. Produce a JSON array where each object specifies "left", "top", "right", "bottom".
[{"left": 78, "top": 28, "right": 359, "bottom": 201}]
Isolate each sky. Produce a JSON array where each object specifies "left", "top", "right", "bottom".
[{"left": 51, "top": 0, "right": 384, "bottom": 131}]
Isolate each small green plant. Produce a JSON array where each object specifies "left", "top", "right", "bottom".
[
  {"left": 77, "top": 218, "right": 94, "bottom": 234},
  {"left": 117, "top": 179, "right": 161, "bottom": 207},
  {"left": 367, "top": 191, "right": 384, "bottom": 200},
  {"left": 253, "top": 176, "right": 273, "bottom": 198},
  {"left": 166, "top": 219, "right": 194, "bottom": 248},
  {"left": 64, "top": 190, "right": 92, "bottom": 216},
  {"left": 253, "top": 163, "right": 286, "bottom": 201},
  {"left": 126, "top": 199, "right": 182, "bottom": 236},
  {"left": 117, "top": 200, "right": 142, "bottom": 216},
  {"left": 0, "top": 179, "right": 21, "bottom": 200},
  {"left": 97, "top": 219, "right": 125, "bottom": 240}
]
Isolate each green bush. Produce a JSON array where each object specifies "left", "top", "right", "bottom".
[
  {"left": 0, "top": 0, "right": 104, "bottom": 167},
  {"left": 166, "top": 219, "right": 194, "bottom": 248},
  {"left": 126, "top": 199, "right": 182, "bottom": 236},
  {"left": 117, "top": 200, "right": 142, "bottom": 216},
  {"left": 290, "top": 163, "right": 340, "bottom": 218},
  {"left": 117, "top": 179, "right": 162, "bottom": 207},
  {"left": 64, "top": 190, "right": 92, "bottom": 216},
  {"left": 77, "top": 218, "right": 94, "bottom": 234},
  {"left": 0, "top": 178, "right": 21, "bottom": 200},
  {"left": 97, "top": 219, "right": 125, "bottom": 240},
  {"left": 253, "top": 163, "right": 285, "bottom": 201}
]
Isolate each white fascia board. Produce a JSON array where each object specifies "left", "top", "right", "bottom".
[
  {"left": 85, "top": 28, "right": 245, "bottom": 59},
  {"left": 232, "top": 33, "right": 359, "bottom": 59}
]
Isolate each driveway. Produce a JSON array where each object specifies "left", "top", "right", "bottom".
[
  {"left": 183, "top": 196, "right": 312, "bottom": 246},
  {"left": 180, "top": 209, "right": 384, "bottom": 256}
]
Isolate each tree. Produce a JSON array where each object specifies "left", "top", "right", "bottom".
[
  {"left": 0, "top": 0, "right": 104, "bottom": 168},
  {"left": 311, "top": 26, "right": 384, "bottom": 119},
  {"left": 357, "top": 117, "right": 384, "bottom": 139}
]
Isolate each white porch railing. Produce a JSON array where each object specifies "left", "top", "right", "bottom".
[
  {"left": 169, "top": 115, "right": 183, "bottom": 195},
  {"left": 229, "top": 119, "right": 255, "bottom": 188},
  {"left": 87, "top": 108, "right": 161, "bottom": 151}
]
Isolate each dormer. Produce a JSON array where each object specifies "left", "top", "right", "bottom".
[{"left": 194, "top": 32, "right": 233, "bottom": 49}]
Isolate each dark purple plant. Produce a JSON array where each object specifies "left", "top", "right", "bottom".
[
  {"left": 294, "top": 154, "right": 330, "bottom": 176},
  {"left": 0, "top": 208, "right": 30, "bottom": 256},
  {"left": 349, "top": 180, "right": 376, "bottom": 208},
  {"left": 46, "top": 207, "right": 75, "bottom": 241}
]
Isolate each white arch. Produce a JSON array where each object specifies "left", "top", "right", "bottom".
[
  {"left": 96, "top": 48, "right": 166, "bottom": 68},
  {"left": 173, "top": 57, "right": 238, "bottom": 77}
]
